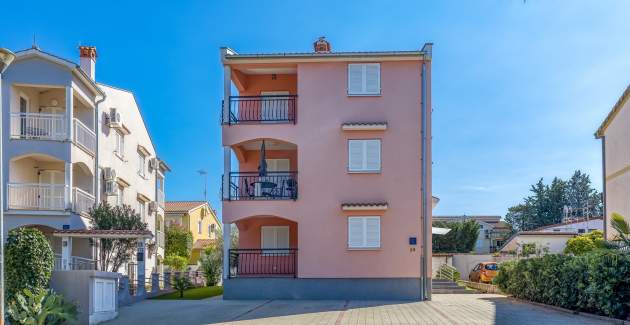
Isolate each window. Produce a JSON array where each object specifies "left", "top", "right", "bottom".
[
  {"left": 578, "top": 228, "right": 585, "bottom": 234},
  {"left": 137, "top": 152, "right": 146, "bottom": 177},
  {"left": 198, "top": 220, "right": 202, "bottom": 234},
  {"left": 115, "top": 131, "right": 125, "bottom": 158},
  {"left": 348, "top": 139, "right": 381, "bottom": 172},
  {"left": 348, "top": 63, "right": 380, "bottom": 95},
  {"left": 348, "top": 216, "right": 381, "bottom": 249},
  {"left": 209, "top": 224, "right": 216, "bottom": 236},
  {"left": 116, "top": 186, "right": 124, "bottom": 206},
  {"left": 261, "top": 226, "right": 290, "bottom": 249},
  {"left": 137, "top": 200, "right": 145, "bottom": 221}
]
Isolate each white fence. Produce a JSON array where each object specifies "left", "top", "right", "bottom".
[
  {"left": 54, "top": 254, "right": 97, "bottom": 271},
  {"left": 73, "top": 187, "right": 95, "bottom": 215},
  {"left": 73, "top": 118, "right": 96, "bottom": 155},
  {"left": 10, "top": 112, "right": 66, "bottom": 140},
  {"left": 7, "top": 183, "right": 66, "bottom": 210}
]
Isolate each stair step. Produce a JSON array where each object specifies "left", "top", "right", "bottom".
[{"left": 432, "top": 289, "right": 477, "bottom": 294}]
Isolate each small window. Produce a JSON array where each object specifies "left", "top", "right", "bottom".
[
  {"left": 137, "top": 200, "right": 145, "bottom": 221},
  {"left": 348, "top": 216, "right": 381, "bottom": 249},
  {"left": 348, "top": 63, "right": 381, "bottom": 95},
  {"left": 209, "top": 224, "right": 216, "bottom": 235},
  {"left": 198, "top": 220, "right": 202, "bottom": 234},
  {"left": 137, "top": 152, "right": 146, "bottom": 177},
  {"left": 116, "top": 186, "right": 124, "bottom": 206},
  {"left": 115, "top": 131, "right": 125, "bottom": 158},
  {"left": 578, "top": 229, "right": 585, "bottom": 234},
  {"left": 348, "top": 139, "right": 381, "bottom": 172}
]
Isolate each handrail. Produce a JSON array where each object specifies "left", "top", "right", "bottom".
[
  {"left": 228, "top": 248, "right": 297, "bottom": 278},
  {"left": 73, "top": 187, "right": 95, "bottom": 215},
  {"left": 7, "top": 183, "right": 67, "bottom": 210},
  {"left": 73, "top": 118, "right": 96, "bottom": 155},
  {"left": 226, "top": 171, "right": 298, "bottom": 200},
  {"left": 10, "top": 112, "right": 67, "bottom": 140},
  {"left": 436, "top": 263, "right": 458, "bottom": 281},
  {"left": 224, "top": 95, "right": 297, "bottom": 125}
]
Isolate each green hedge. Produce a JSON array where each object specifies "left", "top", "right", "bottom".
[{"left": 494, "top": 250, "right": 630, "bottom": 319}]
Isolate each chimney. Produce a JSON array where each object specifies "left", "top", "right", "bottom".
[
  {"left": 313, "top": 37, "right": 331, "bottom": 53},
  {"left": 79, "top": 46, "right": 97, "bottom": 80}
]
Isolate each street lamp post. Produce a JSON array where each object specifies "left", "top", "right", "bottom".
[{"left": 0, "top": 47, "right": 16, "bottom": 323}]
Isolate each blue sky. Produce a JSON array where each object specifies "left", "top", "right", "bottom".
[{"left": 2, "top": 1, "right": 630, "bottom": 219}]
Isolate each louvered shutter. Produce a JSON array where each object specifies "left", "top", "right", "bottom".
[
  {"left": 348, "top": 217, "right": 364, "bottom": 248},
  {"left": 348, "top": 140, "right": 364, "bottom": 171},
  {"left": 276, "top": 227, "right": 289, "bottom": 249},
  {"left": 365, "top": 140, "right": 381, "bottom": 171},
  {"left": 261, "top": 227, "right": 275, "bottom": 249},
  {"left": 364, "top": 64, "right": 381, "bottom": 94},
  {"left": 348, "top": 64, "right": 364, "bottom": 94},
  {"left": 365, "top": 217, "right": 381, "bottom": 248}
]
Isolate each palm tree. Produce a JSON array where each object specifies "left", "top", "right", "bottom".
[{"left": 610, "top": 213, "right": 630, "bottom": 249}]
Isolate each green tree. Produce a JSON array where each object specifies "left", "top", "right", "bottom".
[
  {"left": 5, "top": 228, "right": 54, "bottom": 303},
  {"left": 165, "top": 225, "right": 193, "bottom": 259},
  {"left": 89, "top": 202, "right": 148, "bottom": 272},
  {"left": 200, "top": 240, "right": 223, "bottom": 286},
  {"left": 163, "top": 255, "right": 188, "bottom": 271},
  {"left": 610, "top": 213, "right": 630, "bottom": 248},
  {"left": 432, "top": 219, "right": 480, "bottom": 253}
]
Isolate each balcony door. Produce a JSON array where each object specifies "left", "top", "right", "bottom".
[
  {"left": 38, "top": 170, "right": 64, "bottom": 209},
  {"left": 260, "top": 91, "right": 289, "bottom": 123}
]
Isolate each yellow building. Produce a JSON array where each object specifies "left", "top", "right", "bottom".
[{"left": 165, "top": 201, "right": 221, "bottom": 264}]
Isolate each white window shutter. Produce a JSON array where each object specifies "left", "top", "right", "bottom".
[
  {"left": 348, "top": 217, "right": 364, "bottom": 248},
  {"left": 348, "top": 140, "right": 364, "bottom": 171},
  {"left": 365, "top": 140, "right": 381, "bottom": 171},
  {"left": 276, "top": 227, "right": 289, "bottom": 248},
  {"left": 261, "top": 227, "right": 275, "bottom": 249},
  {"left": 365, "top": 64, "right": 380, "bottom": 94},
  {"left": 348, "top": 64, "right": 364, "bottom": 94},
  {"left": 365, "top": 217, "right": 381, "bottom": 248}
]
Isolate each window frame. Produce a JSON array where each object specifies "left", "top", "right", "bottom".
[
  {"left": 137, "top": 151, "right": 147, "bottom": 177},
  {"left": 137, "top": 200, "right": 145, "bottom": 221},
  {"left": 114, "top": 131, "right": 125, "bottom": 159},
  {"left": 347, "top": 139, "right": 382, "bottom": 173},
  {"left": 347, "top": 63, "right": 381, "bottom": 96},
  {"left": 347, "top": 216, "right": 381, "bottom": 250}
]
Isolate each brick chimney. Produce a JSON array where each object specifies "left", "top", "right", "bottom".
[
  {"left": 79, "top": 46, "right": 97, "bottom": 80},
  {"left": 313, "top": 37, "right": 331, "bottom": 53}
]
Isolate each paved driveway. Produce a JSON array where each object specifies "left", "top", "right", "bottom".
[{"left": 106, "top": 294, "right": 614, "bottom": 325}]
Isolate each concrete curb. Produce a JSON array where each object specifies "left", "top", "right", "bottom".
[{"left": 506, "top": 296, "right": 630, "bottom": 324}]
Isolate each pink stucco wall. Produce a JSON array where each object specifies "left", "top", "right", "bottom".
[{"left": 223, "top": 59, "right": 431, "bottom": 278}]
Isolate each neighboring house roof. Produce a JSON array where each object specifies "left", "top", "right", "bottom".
[
  {"left": 14, "top": 47, "right": 105, "bottom": 97},
  {"left": 165, "top": 201, "right": 208, "bottom": 213},
  {"left": 531, "top": 217, "right": 604, "bottom": 232},
  {"left": 193, "top": 239, "right": 217, "bottom": 250},
  {"left": 595, "top": 83, "right": 630, "bottom": 138},
  {"left": 52, "top": 229, "right": 153, "bottom": 239},
  {"left": 498, "top": 231, "right": 576, "bottom": 252}
]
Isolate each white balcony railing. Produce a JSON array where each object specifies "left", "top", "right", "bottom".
[
  {"left": 157, "top": 189, "right": 165, "bottom": 208},
  {"left": 10, "top": 112, "right": 67, "bottom": 140},
  {"left": 156, "top": 230, "right": 165, "bottom": 248},
  {"left": 7, "top": 183, "right": 66, "bottom": 210},
  {"left": 54, "top": 254, "right": 97, "bottom": 271},
  {"left": 73, "top": 187, "right": 95, "bottom": 215},
  {"left": 73, "top": 118, "right": 96, "bottom": 156}
]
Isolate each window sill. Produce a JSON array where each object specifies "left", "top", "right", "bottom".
[
  {"left": 347, "top": 93, "right": 382, "bottom": 97},
  {"left": 347, "top": 170, "right": 381, "bottom": 174},
  {"left": 115, "top": 153, "right": 125, "bottom": 161},
  {"left": 347, "top": 247, "right": 381, "bottom": 251}
]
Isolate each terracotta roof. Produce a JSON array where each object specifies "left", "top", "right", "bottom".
[
  {"left": 52, "top": 229, "right": 153, "bottom": 238},
  {"left": 193, "top": 239, "right": 217, "bottom": 250},
  {"left": 165, "top": 201, "right": 207, "bottom": 213},
  {"left": 341, "top": 122, "right": 388, "bottom": 131},
  {"left": 532, "top": 217, "right": 603, "bottom": 232},
  {"left": 596, "top": 83, "right": 630, "bottom": 138},
  {"left": 341, "top": 202, "right": 388, "bottom": 211}
]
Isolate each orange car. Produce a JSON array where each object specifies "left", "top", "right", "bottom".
[{"left": 468, "top": 262, "right": 498, "bottom": 283}]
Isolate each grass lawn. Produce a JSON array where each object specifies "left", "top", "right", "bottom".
[{"left": 152, "top": 286, "right": 223, "bottom": 300}]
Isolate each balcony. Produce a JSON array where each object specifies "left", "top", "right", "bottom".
[
  {"left": 73, "top": 187, "right": 95, "bottom": 215},
  {"left": 226, "top": 172, "right": 297, "bottom": 200},
  {"left": 54, "top": 254, "right": 97, "bottom": 271},
  {"left": 73, "top": 118, "right": 96, "bottom": 156},
  {"left": 7, "top": 183, "right": 66, "bottom": 210},
  {"left": 223, "top": 95, "right": 297, "bottom": 125},
  {"left": 10, "top": 112, "right": 67, "bottom": 141},
  {"left": 228, "top": 248, "right": 297, "bottom": 278},
  {"left": 157, "top": 188, "right": 165, "bottom": 208}
]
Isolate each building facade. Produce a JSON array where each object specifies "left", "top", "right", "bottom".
[
  {"left": 165, "top": 201, "right": 221, "bottom": 264},
  {"left": 220, "top": 38, "right": 434, "bottom": 300},
  {"left": 433, "top": 215, "right": 512, "bottom": 253},
  {"left": 596, "top": 84, "right": 630, "bottom": 240},
  {"left": 1, "top": 46, "right": 168, "bottom": 278}
]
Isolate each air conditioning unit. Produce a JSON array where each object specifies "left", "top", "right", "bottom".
[
  {"left": 149, "top": 158, "right": 158, "bottom": 171},
  {"left": 148, "top": 201, "right": 158, "bottom": 213},
  {"left": 109, "top": 108, "right": 122, "bottom": 128},
  {"left": 104, "top": 180, "right": 118, "bottom": 196},
  {"left": 103, "top": 167, "right": 117, "bottom": 181}
]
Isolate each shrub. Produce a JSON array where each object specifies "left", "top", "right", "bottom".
[
  {"left": 5, "top": 228, "right": 54, "bottom": 303},
  {"left": 495, "top": 250, "right": 630, "bottom": 319},
  {"left": 200, "top": 244, "right": 222, "bottom": 286},
  {"left": 172, "top": 276, "right": 192, "bottom": 298},
  {"left": 564, "top": 230, "right": 605, "bottom": 255},
  {"left": 165, "top": 225, "right": 193, "bottom": 259},
  {"left": 7, "top": 288, "right": 78, "bottom": 325},
  {"left": 164, "top": 255, "right": 188, "bottom": 271}
]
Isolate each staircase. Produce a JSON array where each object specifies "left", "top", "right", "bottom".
[{"left": 432, "top": 263, "right": 476, "bottom": 294}]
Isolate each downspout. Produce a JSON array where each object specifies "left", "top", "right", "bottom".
[
  {"left": 601, "top": 136, "right": 607, "bottom": 239},
  {"left": 420, "top": 44, "right": 432, "bottom": 301}
]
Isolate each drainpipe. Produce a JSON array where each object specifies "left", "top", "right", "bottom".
[
  {"left": 601, "top": 136, "right": 607, "bottom": 239},
  {"left": 420, "top": 45, "right": 432, "bottom": 301}
]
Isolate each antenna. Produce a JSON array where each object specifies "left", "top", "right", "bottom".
[
  {"left": 197, "top": 169, "right": 207, "bottom": 201},
  {"left": 32, "top": 33, "right": 39, "bottom": 50}
]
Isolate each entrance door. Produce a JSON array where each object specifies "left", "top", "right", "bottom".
[
  {"left": 38, "top": 170, "right": 64, "bottom": 209},
  {"left": 260, "top": 91, "right": 289, "bottom": 123}
]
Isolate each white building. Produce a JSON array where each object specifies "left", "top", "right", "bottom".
[
  {"left": 535, "top": 217, "right": 603, "bottom": 234},
  {"left": 1, "top": 45, "right": 168, "bottom": 278},
  {"left": 433, "top": 215, "right": 512, "bottom": 253}
]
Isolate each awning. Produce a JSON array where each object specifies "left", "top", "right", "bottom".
[{"left": 432, "top": 227, "right": 451, "bottom": 235}]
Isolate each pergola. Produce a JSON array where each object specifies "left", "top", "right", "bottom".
[{"left": 52, "top": 229, "right": 153, "bottom": 295}]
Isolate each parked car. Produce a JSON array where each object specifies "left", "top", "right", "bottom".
[{"left": 469, "top": 262, "right": 498, "bottom": 283}]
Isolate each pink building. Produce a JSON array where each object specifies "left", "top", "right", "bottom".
[{"left": 220, "top": 38, "right": 434, "bottom": 300}]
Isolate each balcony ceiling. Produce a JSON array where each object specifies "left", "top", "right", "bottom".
[
  {"left": 238, "top": 67, "right": 297, "bottom": 75},
  {"left": 239, "top": 139, "right": 296, "bottom": 151}
]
